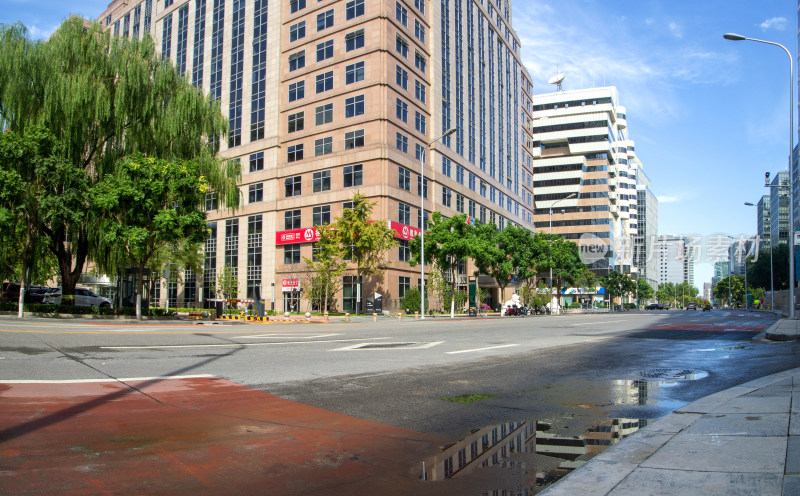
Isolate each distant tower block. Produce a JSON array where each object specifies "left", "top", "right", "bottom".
[{"left": 548, "top": 72, "right": 566, "bottom": 92}]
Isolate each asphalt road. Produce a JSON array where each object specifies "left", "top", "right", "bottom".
[{"left": 1, "top": 310, "right": 796, "bottom": 494}]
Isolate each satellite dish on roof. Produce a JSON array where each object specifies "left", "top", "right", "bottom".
[{"left": 548, "top": 72, "right": 566, "bottom": 92}]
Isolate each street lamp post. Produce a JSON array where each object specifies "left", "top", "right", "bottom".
[
  {"left": 745, "top": 201, "right": 773, "bottom": 311},
  {"left": 548, "top": 193, "right": 577, "bottom": 315},
  {"left": 724, "top": 33, "right": 796, "bottom": 319},
  {"left": 420, "top": 127, "right": 457, "bottom": 320}
]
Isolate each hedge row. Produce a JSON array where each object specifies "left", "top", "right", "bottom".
[{"left": 0, "top": 302, "right": 215, "bottom": 317}]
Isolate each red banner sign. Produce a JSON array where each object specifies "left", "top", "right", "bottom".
[
  {"left": 389, "top": 221, "right": 422, "bottom": 241},
  {"left": 275, "top": 227, "right": 320, "bottom": 245}
]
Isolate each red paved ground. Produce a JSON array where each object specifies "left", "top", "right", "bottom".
[{"left": 0, "top": 377, "right": 446, "bottom": 495}]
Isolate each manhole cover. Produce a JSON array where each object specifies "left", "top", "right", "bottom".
[{"left": 639, "top": 369, "right": 707, "bottom": 380}]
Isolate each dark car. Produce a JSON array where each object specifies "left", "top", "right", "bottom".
[
  {"left": 645, "top": 303, "right": 663, "bottom": 310},
  {"left": 1, "top": 283, "right": 51, "bottom": 303},
  {"left": 703, "top": 304, "right": 712, "bottom": 311},
  {"left": 686, "top": 303, "right": 697, "bottom": 310}
]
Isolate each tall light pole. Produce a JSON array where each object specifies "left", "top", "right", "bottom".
[
  {"left": 724, "top": 33, "right": 796, "bottom": 319},
  {"left": 548, "top": 193, "right": 577, "bottom": 314},
  {"left": 420, "top": 127, "right": 457, "bottom": 320}
]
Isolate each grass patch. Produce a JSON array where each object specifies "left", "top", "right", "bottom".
[{"left": 441, "top": 393, "right": 495, "bottom": 404}]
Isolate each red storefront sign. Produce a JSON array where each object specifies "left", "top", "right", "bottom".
[
  {"left": 275, "top": 227, "right": 320, "bottom": 245},
  {"left": 388, "top": 221, "right": 422, "bottom": 241},
  {"left": 281, "top": 278, "right": 300, "bottom": 292}
]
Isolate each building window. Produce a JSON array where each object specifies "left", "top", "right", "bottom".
[
  {"left": 227, "top": 0, "right": 245, "bottom": 148},
  {"left": 175, "top": 6, "right": 189, "bottom": 75},
  {"left": 161, "top": 13, "right": 173, "bottom": 59},
  {"left": 395, "top": 2, "right": 408, "bottom": 26},
  {"left": 288, "top": 111, "right": 304, "bottom": 133},
  {"left": 312, "top": 170, "right": 331, "bottom": 192},
  {"left": 287, "top": 144, "right": 304, "bottom": 162},
  {"left": 399, "top": 239, "right": 410, "bottom": 262},
  {"left": 247, "top": 214, "right": 263, "bottom": 299},
  {"left": 315, "top": 137, "right": 333, "bottom": 156},
  {"left": 190, "top": 1, "right": 204, "bottom": 87},
  {"left": 289, "top": 81, "right": 305, "bottom": 102},
  {"left": 396, "top": 35, "right": 408, "bottom": 58},
  {"left": 316, "top": 71, "right": 333, "bottom": 93},
  {"left": 345, "top": 29, "right": 365, "bottom": 51},
  {"left": 345, "top": 95, "right": 365, "bottom": 117},
  {"left": 343, "top": 164, "right": 363, "bottom": 187},
  {"left": 346, "top": 0, "right": 365, "bottom": 20},
  {"left": 415, "top": 143, "right": 424, "bottom": 160},
  {"left": 396, "top": 132, "right": 408, "bottom": 152},
  {"left": 415, "top": 52, "right": 426, "bottom": 72},
  {"left": 289, "top": 51, "right": 305, "bottom": 71},
  {"left": 398, "top": 202, "right": 411, "bottom": 225},
  {"left": 398, "top": 166, "right": 411, "bottom": 191},
  {"left": 441, "top": 156, "right": 451, "bottom": 177},
  {"left": 344, "top": 129, "right": 365, "bottom": 149},
  {"left": 317, "top": 9, "right": 334, "bottom": 31},
  {"left": 312, "top": 205, "right": 331, "bottom": 225},
  {"left": 399, "top": 276, "right": 411, "bottom": 297},
  {"left": 414, "top": 0, "right": 425, "bottom": 14},
  {"left": 456, "top": 193, "right": 464, "bottom": 212},
  {"left": 249, "top": 152, "right": 264, "bottom": 172},
  {"left": 315, "top": 103, "right": 333, "bottom": 125},
  {"left": 224, "top": 219, "right": 239, "bottom": 285},
  {"left": 248, "top": 183, "right": 264, "bottom": 203},
  {"left": 205, "top": 192, "right": 218, "bottom": 211},
  {"left": 344, "top": 62, "right": 364, "bottom": 84},
  {"left": 285, "top": 209, "right": 301, "bottom": 230},
  {"left": 290, "top": 21, "right": 305, "bottom": 42},
  {"left": 442, "top": 186, "right": 452, "bottom": 207},
  {"left": 396, "top": 99, "right": 408, "bottom": 122},
  {"left": 415, "top": 112, "right": 426, "bottom": 134},
  {"left": 456, "top": 165, "right": 464, "bottom": 184},
  {"left": 285, "top": 175, "right": 302, "bottom": 196},
  {"left": 414, "top": 20, "right": 425, "bottom": 42},
  {"left": 316, "top": 39, "right": 333, "bottom": 62},
  {"left": 396, "top": 66, "right": 408, "bottom": 90},
  {"left": 251, "top": 0, "right": 269, "bottom": 141},
  {"left": 284, "top": 244, "right": 301, "bottom": 264},
  {"left": 165, "top": 0, "right": 174, "bottom": 7},
  {"left": 415, "top": 80, "right": 426, "bottom": 103},
  {"left": 417, "top": 176, "right": 428, "bottom": 198},
  {"left": 469, "top": 173, "right": 475, "bottom": 191},
  {"left": 290, "top": 0, "right": 306, "bottom": 13}
]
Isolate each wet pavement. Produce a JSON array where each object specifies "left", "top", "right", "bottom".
[{"left": 0, "top": 311, "right": 797, "bottom": 494}]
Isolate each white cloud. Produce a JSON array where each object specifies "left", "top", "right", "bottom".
[
  {"left": 669, "top": 22, "right": 683, "bottom": 39},
  {"left": 657, "top": 195, "right": 681, "bottom": 204},
  {"left": 27, "top": 24, "right": 58, "bottom": 40},
  {"left": 759, "top": 17, "right": 787, "bottom": 31}
]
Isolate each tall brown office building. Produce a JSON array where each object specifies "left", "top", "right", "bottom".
[{"left": 98, "top": 0, "right": 537, "bottom": 312}]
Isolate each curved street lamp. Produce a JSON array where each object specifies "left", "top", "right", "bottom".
[{"left": 724, "top": 32, "right": 796, "bottom": 319}]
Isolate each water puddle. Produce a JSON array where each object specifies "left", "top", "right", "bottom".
[{"left": 421, "top": 370, "right": 709, "bottom": 494}]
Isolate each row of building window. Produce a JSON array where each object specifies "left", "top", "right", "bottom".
[{"left": 284, "top": 164, "right": 364, "bottom": 198}]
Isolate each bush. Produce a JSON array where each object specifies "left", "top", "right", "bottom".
[
  {"left": 0, "top": 302, "right": 173, "bottom": 317},
  {"left": 402, "top": 287, "right": 421, "bottom": 314},
  {"left": 569, "top": 302, "right": 581, "bottom": 309}
]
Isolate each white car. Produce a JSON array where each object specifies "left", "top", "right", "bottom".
[{"left": 43, "top": 287, "right": 113, "bottom": 308}]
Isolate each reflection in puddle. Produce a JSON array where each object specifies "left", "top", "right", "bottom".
[{"left": 423, "top": 370, "right": 709, "bottom": 493}]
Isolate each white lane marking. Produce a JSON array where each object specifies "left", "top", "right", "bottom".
[
  {"left": 446, "top": 344, "right": 519, "bottom": 354},
  {"left": 0, "top": 374, "right": 214, "bottom": 384},
  {"left": 331, "top": 341, "right": 444, "bottom": 351},
  {"left": 571, "top": 320, "right": 624, "bottom": 326},
  {"left": 100, "top": 337, "right": 391, "bottom": 350},
  {"left": 234, "top": 333, "right": 339, "bottom": 339}
]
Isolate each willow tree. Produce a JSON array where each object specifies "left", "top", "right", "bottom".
[{"left": 0, "top": 18, "right": 239, "bottom": 304}]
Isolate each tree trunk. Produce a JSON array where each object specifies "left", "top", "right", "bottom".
[
  {"left": 136, "top": 261, "right": 144, "bottom": 320},
  {"left": 450, "top": 268, "right": 457, "bottom": 319}
]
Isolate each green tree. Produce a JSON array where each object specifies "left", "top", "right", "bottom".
[
  {"left": 0, "top": 19, "right": 239, "bottom": 306},
  {"left": 635, "top": 278, "right": 654, "bottom": 306},
  {"left": 601, "top": 271, "right": 634, "bottom": 308},
  {"left": 549, "top": 237, "right": 585, "bottom": 310},
  {"left": 335, "top": 193, "right": 396, "bottom": 280},
  {"left": 93, "top": 154, "right": 209, "bottom": 319},
  {"left": 217, "top": 264, "right": 239, "bottom": 305},
  {"left": 656, "top": 281, "right": 675, "bottom": 306},
  {"left": 713, "top": 275, "right": 745, "bottom": 307},
  {"left": 303, "top": 226, "right": 347, "bottom": 313},
  {"left": 493, "top": 224, "right": 536, "bottom": 307},
  {"left": 748, "top": 245, "right": 790, "bottom": 291},
  {"left": 0, "top": 127, "right": 62, "bottom": 316},
  {"left": 401, "top": 287, "right": 421, "bottom": 314}
]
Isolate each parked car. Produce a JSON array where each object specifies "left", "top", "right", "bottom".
[
  {"left": 686, "top": 303, "right": 697, "bottom": 310},
  {"left": 43, "top": 287, "right": 113, "bottom": 308},
  {"left": 1, "top": 283, "right": 52, "bottom": 303},
  {"left": 644, "top": 303, "right": 663, "bottom": 310}
]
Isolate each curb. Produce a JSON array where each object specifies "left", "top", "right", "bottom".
[{"left": 763, "top": 319, "right": 800, "bottom": 341}]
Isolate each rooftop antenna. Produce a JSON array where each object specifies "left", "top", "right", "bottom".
[{"left": 548, "top": 72, "right": 566, "bottom": 92}]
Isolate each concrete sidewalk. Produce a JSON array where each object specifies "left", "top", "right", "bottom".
[
  {"left": 766, "top": 318, "right": 800, "bottom": 341},
  {"left": 540, "top": 366, "right": 800, "bottom": 496}
]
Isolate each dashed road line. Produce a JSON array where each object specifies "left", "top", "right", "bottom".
[
  {"left": 331, "top": 341, "right": 444, "bottom": 351},
  {"left": 100, "top": 337, "right": 392, "bottom": 350}
]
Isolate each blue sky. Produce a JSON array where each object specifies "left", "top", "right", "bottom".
[{"left": 1, "top": 0, "right": 796, "bottom": 289}]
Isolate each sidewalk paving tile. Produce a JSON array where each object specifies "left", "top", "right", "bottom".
[
  {"left": 741, "top": 385, "right": 794, "bottom": 397},
  {"left": 791, "top": 413, "right": 800, "bottom": 435},
  {"left": 638, "top": 412, "right": 701, "bottom": 435},
  {"left": 537, "top": 459, "right": 640, "bottom": 496},
  {"left": 607, "top": 468, "right": 783, "bottom": 496},
  {"left": 709, "top": 396, "right": 791, "bottom": 414},
  {"left": 639, "top": 435, "right": 786, "bottom": 473},
  {"left": 784, "top": 475, "right": 800, "bottom": 496},
  {"left": 681, "top": 413, "right": 790, "bottom": 437},
  {"left": 787, "top": 437, "right": 800, "bottom": 475}
]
